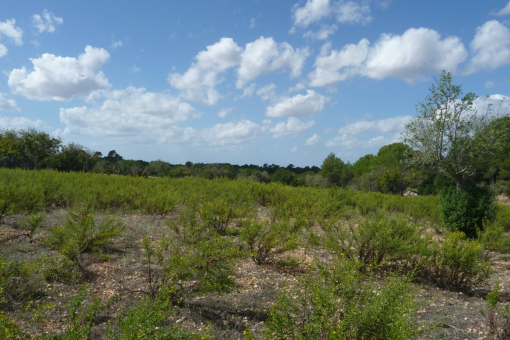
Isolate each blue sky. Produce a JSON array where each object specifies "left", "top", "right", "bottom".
[{"left": 1, "top": 0, "right": 510, "bottom": 167}]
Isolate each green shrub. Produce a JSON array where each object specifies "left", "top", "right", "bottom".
[
  {"left": 496, "top": 203, "right": 510, "bottom": 230},
  {"left": 198, "top": 193, "right": 251, "bottom": 234},
  {"left": 481, "top": 281, "right": 510, "bottom": 338},
  {"left": 46, "top": 207, "right": 124, "bottom": 268},
  {"left": 240, "top": 220, "right": 302, "bottom": 265},
  {"left": 477, "top": 219, "right": 510, "bottom": 253},
  {"left": 264, "top": 260, "right": 418, "bottom": 340},
  {"left": 0, "top": 312, "right": 24, "bottom": 339},
  {"left": 106, "top": 290, "right": 211, "bottom": 340},
  {"left": 38, "top": 254, "right": 77, "bottom": 284},
  {"left": 19, "top": 212, "right": 45, "bottom": 241},
  {"left": 421, "top": 231, "right": 491, "bottom": 291},
  {"left": 440, "top": 184, "right": 496, "bottom": 237},
  {"left": 325, "top": 213, "right": 426, "bottom": 271},
  {"left": 0, "top": 258, "right": 44, "bottom": 307}
]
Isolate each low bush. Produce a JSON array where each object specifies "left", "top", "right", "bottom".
[
  {"left": 0, "top": 312, "right": 24, "bottom": 339},
  {"left": 325, "top": 213, "right": 426, "bottom": 271},
  {"left": 240, "top": 220, "right": 302, "bottom": 265},
  {"left": 46, "top": 207, "right": 124, "bottom": 268},
  {"left": 0, "top": 258, "right": 44, "bottom": 308},
  {"left": 477, "top": 219, "right": 510, "bottom": 253},
  {"left": 440, "top": 184, "right": 496, "bottom": 237},
  {"left": 481, "top": 281, "right": 510, "bottom": 338},
  {"left": 264, "top": 259, "right": 418, "bottom": 340},
  {"left": 106, "top": 290, "right": 211, "bottom": 340},
  {"left": 420, "top": 231, "right": 491, "bottom": 292}
]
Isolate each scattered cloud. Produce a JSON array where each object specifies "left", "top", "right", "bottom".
[
  {"left": 32, "top": 10, "right": 63, "bottom": 33},
  {"left": 241, "top": 83, "right": 256, "bottom": 97},
  {"left": 168, "top": 37, "right": 243, "bottom": 105},
  {"left": 8, "top": 46, "right": 110, "bottom": 101},
  {"left": 305, "top": 133, "right": 321, "bottom": 145},
  {"left": 236, "top": 36, "right": 309, "bottom": 88},
  {"left": 303, "top": 24, "right": 338, "bottom": 40},
  {"left": 291, "top": 0, "right": 371, "bottom": 31},
  {"left": 270, "top": 117, "right": 315, "bottom": 138},
  {"left": 131, "top": 65, "right": 141, "bottom": 73},
  {"left": 58, "top": 87, "right": 198, "bottom": 140},
  {"left": 465, "top": 20, "right": 510, "bottom": 75},
  {"left": 491, "top": 1, "right": 510, "bottom": 16},
  {"left": 250, "top": 18, "right": 256, "bottom": 28},
  {"left": 217, "top": 107, "right": 233, "bottom": 118},
  {"left": 111, "top": 40, "right": 123, "bottom": 48},
  {"left": 0, "top": 116, "right": 46, "bottom": 129},
  {"left": 288, "top": 82, "right": 306, "bottom": 92},
  {"left": 309, "top": 27, "right": 467, "bottom": 86},
  {"left": 485, "top": 81, "right": 495, "bottom": 89},
  {"left": 291, "top": 146, "right": 298, "bottom": 152},
  {"left": 257, "top": 83, "right": 277, "bottom": 101},
  {"left": 309, "top": 40, "right": 369, "bottom": 86},
  {"left": 169, "top": 36, "right": 308, "bottom": 105},
  {"left": 0, "top": 93, "right": 19, "bottom": 111},
  {"left": 0, "top": 44, "right": 7, "bottom": 58},
  {"left": 266, "top": 90, "right": 329, "bottom": 117},
  {"left": 201, "top": 120, "right": 262, "bottom": 145},
  {"left": 338, "top": 115, "right": 412, "bottom": 135},
  {"left": 292, "top": 0, "right": 331, "bottom": 28},
  {"left": 0, "top": 19, "right": 23, "bottom": 56}
]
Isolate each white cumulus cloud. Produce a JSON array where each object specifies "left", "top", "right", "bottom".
[
  {"left": 266, "top": 90, "right": 329, "bottom": 117},
  {"left": 305, "top": 133, "right": 321, "bottom": 145},
  {"left": 0, "top": 19, "right": 23, "bottom": 46},
  {"left": 8, "top": 46, "right": 110, "bottom": 101},
  {"left": 303, "top": 24, "right": 338, "bottom": 40},
  {"left": 492, "top": 1, "right": 510, "bottom": 16},
  {"left": 201, "top": 120, "right": 262, "bottom": 145},
  {"left": 270, "top": 117, "right": 315, "bottom": 138},
  {"left": 58, "top": 87, "right": 198, "bottom": 140},
  {"left": 338, "top": 115, "right": 412, "bottom": 135},
  {"left": 0, "top": 116, "right": 46, "bottom": 129},
  {"left": 361, "top": 28, "right": 466, "bottom": 82},
  {"left": 465, "top": 20, "right": 510, "bottom": 75},
  {"left": 168, "top": 38, "right": 243, "bottom": 106},
  {"left": 236, "top": 36, "right": 309, "bottom": 88},
  {"left": 32, "top": 10, "right": 63, "bottom": 33},
  {"left": 292, "top": 0, "right": 331, "bottom": 28},
  {"left": 0, "top": 44, "right": 7, "bottom": 58},
  {"left": 309, "top": 27, "right": 467, "bottom": 86},
  {"left": 0, "top": 93, "right": 19, "bottom": 111}
]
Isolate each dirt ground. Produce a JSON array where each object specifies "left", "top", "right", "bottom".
[{"left": 1, "top": 210, "right": 510, "bottom": 339}]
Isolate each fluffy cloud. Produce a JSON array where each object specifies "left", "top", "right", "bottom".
[
  {"left": 270, "top": 117, "right": 315, "bottom": 138},
  {"left": 361, "top": 28, "right": 466, "bottom": 82},
  {"left": 58, "top": 87, "right": 198, "bottom": 139},
  {"left": 291, "top": 0, "right": 370, "bottom": 29},
  {"left": 217, "top": 107, "right": 233, "bottom": 118},
  {"left": 326, "top": 116, "right": 411, "bottom": 149},
  {"left": 0, "top": 116, "right": 46, "bottom": 129},
  {"left": 236, "top": 36, "right": 309, "bottom": 88},
  {"left": 309, "top": 27, "right": 467, "bottom": 86},
  {"left": 492, "top": 1, "right": 510, "bottom": 16},
  {"left": 168, "top": 38, "right": 242, "bottom": 106},
  {"left": 201, "top": 120, "right": 262, "bottom": 145},
  {"left": 485, "top": 81, "right": 495, "bottom": 89},
  {"left": 465, "top": 21, "right": 510, "bottom": 75},
  {"left": 266, "top": 90, "right": 329, "bottom": 117},
  {"left": 0, "top": 93, "right": 19, "bottom": 111},
  {"left": 0, "top": 19, "right": 23, "bottom": 46},
  {"left": 32, "top": 10, "right": 63, "bottom": 33},
  {"left": 292, "top": 0, "right": 331, "bottom": 28},
  {"left": 309, "top": 40, "right": 369, "bottom": 86},
  {"left": 8, "top": 46, "right": 110, "bottom": 101},
  {"left": 305, "top": 133, "right": 321, "bottom": 145},
  {"left": 169, "top": 37, "right": 308, "bottom": 104}
]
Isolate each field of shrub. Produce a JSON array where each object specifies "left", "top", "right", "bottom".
[{"left": 1, "top": 168, "right": 510, "bottom": 339}]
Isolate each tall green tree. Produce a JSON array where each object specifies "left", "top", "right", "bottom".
[
  {"left": 402, "top": 71, "right": 509, "bottom": 191},
  {"left": 320, "top": 152, "right": 352, "bottom": 186},
  {"left": 0, "top": 128, "right": 62, "bottom": 170}
]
